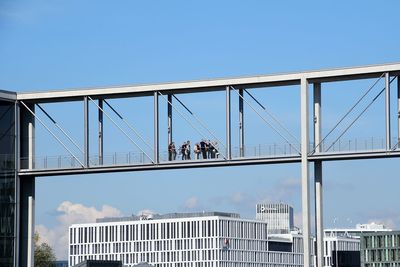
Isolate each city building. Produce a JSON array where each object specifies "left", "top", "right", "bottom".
[
  {"left": 54, "top": 260, "right": 69, "bottom": 267},
  {"left": 69, "top": 212, "right": 309, "bottom": 267},
  {"left": 322, "top": 232, "right": 360, "bottom": 267},
  {"left": 256, "top": 203, "right": 294, "bottom": 234},
  {"left": 324, "top": 222, "right": 391, "bottom": 238},
  {"left": 72, "top": 260, "right": 122, "bottom": 267},
  {"left": 360, "top": 231, "right": 400, "bottom": 267}
]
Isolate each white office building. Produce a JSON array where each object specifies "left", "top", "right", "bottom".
[
  {"left": 69, "top": 212, "right": 307, "bottom": 267},
  {"left": 321, "top": 233, "right": 360, "bottom": 267},
  {"left": 324, "top": 222, "right": 391, "bottom": 238},
  {"left": 256, "top": 203, "right": 294, "bottom": 234}
]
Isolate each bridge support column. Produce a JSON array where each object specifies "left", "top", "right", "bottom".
[
  {"left": 226, "top": 86, "right": 231, "bottom": 160},
  {"left": 18, "top": 176, "right": 35, "bottom": 267},
  {"left": 385, "top": 73, "right": 391, "bottom": 150},
  {"left": 19, "top": 103, "right": 36, "bottom": 267},
  {"left": 239, "top": 89, "right": 244, "bottom": 157},
  {"left": 168, "top": 95, "right": 173, "bottom": 145},
  {"left": 154, "top": 92, "right": 159, "bottom": 163},
  {"left": 301, "top": 78, "right": 311, "bottom": 267},
  {"left": 397, "top": 76, "right": 400, "bottom": 148},
  {"left": 98, "top": 99, "right": 103, "bottom": 165},
  {"left": 313, "top": 82, "right": 324, "bottom": 267},
  {"left": 84, "top": 96, "right": 89, "bottom": 167}
]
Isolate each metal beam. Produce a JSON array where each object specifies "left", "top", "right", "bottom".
[
  {"left": 239, "top": 89, "right": 244, "bottom": 157},
  {"left": 84, "top": 96, "right": 89, "bottom": 167},
  {"left": 154, "top": 92, "right": 159, "bottom": 164},
  {"left": 313, "top": 82, "right": 323, "bottom": 267},
  {"left": 226, "top": 86, "right": 231, "bottom": 160},
  {"left": 16, "top": 150, "right": 400, "bottom": 177},
  {"left": 98, "top": 99, "right": 104, "bottom": 165},
  {"left": 168, "top": 95, "right": 173, "bottom": 145},
  {"left": 301, "top": 78, "right": 311, "bottom": 267},
  {"left": 16, "top": 63, "right": 400, "bottom": 102},
  {"left": 385, "top": 73, "right": 391, "bottom": 150}
]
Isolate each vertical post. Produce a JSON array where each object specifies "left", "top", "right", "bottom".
[
  {"left": 226, "top": 86, "right": 231, "bottom": 160},
  {"left": 18, "top": 176, "right": 35, "bottom": 267},
  {"left": 98, "top": 99, "right": 103, "bottom": 165},
  {"left": 398, "top": 76, "right": 400, "bottom": 148},
  {"left": 313, "top": 83, "right": 324, "bottom": 267},
  {"left": 385, "top": 73, "right": 391, "bottom": 150},
  {"left": 154, "top": 91, "right": 159, "bottom": 164},
  {"left": 84, "top": 96, "right": 89, "bottom": 167},
  {"left": 239, "top": 89, "right": 244, "bottom": 157},
  {"left": 301, "top": 78, "right": 311, "bottom": 267},
  {"left": 19, "top": 103, "right": 36, "bottom": 267},
  {"left": 27, "top": 196, "right": 34, "bottom": 267},
  {"left": 168, "top": 94, "right": 173, "bottom": 145}
]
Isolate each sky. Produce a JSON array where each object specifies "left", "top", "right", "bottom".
[{"left": 1, "top": 0, "right": 400, "bottom": 260}]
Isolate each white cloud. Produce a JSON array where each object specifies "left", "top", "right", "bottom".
[
  {"left": 36, "top": 201, "right": 122, "bottom": 260},
  {"left": 137, "top": 209, "right": 156, "bottom": 216},
  {"left": 184, "top": 197, "right": 200, "bottom": 210}
]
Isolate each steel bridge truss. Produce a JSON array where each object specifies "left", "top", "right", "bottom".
[{"left": 3, "top": 63, "right": 400, "bottom": 267}]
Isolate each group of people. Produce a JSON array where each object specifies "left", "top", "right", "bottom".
[{"left": 168, "top": 139, "right": 220, "bottom": 161}]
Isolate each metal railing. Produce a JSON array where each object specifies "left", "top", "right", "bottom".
[{"left": 17, "top": 137, "right": 399, "bottom": 170}]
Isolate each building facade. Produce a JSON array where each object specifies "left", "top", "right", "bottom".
[
  {"left": 360, "top": 231, "right": 400, "bottom": 267},
  {"left": 69, "top": 212, "right": 307, "bottom": 267},
  {"left": 0, "top": 98, "right": 16, "bottom": 267},
  {"left": 324, "top": 222, "right": 392, "bottom": 238},
  {"left": 256, "top": 203, "right": 294, "bottom": 234},
  {"left": 322, "top": 233, "right": 360, "bottom": 267}
]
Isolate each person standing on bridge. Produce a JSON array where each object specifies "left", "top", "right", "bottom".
[
  {"left": 200, "top": 139, "right": 207, "bottom": 159},
  {"left": 186, "top": 140, "right": 191, "bottom": 160},
  {"left": 168, "top": 142, "right": 176, "bottom": 161},
  {"left": 194, "top": 143, "right": 200, "bottom": 159},
  {"left": 180, "top": 142, "right": 187, "bottom": 160}
]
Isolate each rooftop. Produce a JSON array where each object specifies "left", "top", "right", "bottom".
[{"left": 96, "top": 211, "right": 240, "bottom": 223}]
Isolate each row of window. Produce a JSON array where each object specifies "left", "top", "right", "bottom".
[
  {"left": 70, "top": 219, "right": 221, "bottom": 244},
  {"left": 71, "top": 249, "right": 219, "bottom": 266},
  {"left": 364, "top": 248, "right": 400, "bottom": 262},
  {"left": 364, "top": 234, "right": 400, "bottom": 249},
  {"left": 70, "top": 238, "right": 219, "bottom": 255}
]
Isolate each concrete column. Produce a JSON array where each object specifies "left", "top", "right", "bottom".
[
  {"left": 168, "top": 95, "right": 173, "bottom": 145},
  {"left": 154, "top": 92, "right": 159, "bottom": 164},
  {"left": 239, "top": 89, "right": 244, "bottom": 157},
  {"left": 398, "top": 77, "right": 400, "bottom": 147},
  {"left": 226, "top": 86, "right": 231, "bottom": 160},
  {"left": 18, "top": 176, "right": 35, "bottom": 267},
  {"left": 84, "top": 96, "right": 89, "bottom": 167},
  {"left": 98, "top": 99, "right": 103, "bottom": 165},
  {"left": 301, "top": 78, "right": 311, "bottom": 267},
  {"left": 20, "top": 103, "right": 35, "bottom": 169},
  {"left": 313, "top": 83, "right": 324, "bottom": 267},
  {"left": 385, "top": 73, "right": 391, "bottom": 150},
  {"left": 27, "top": 196, "right": 35, "bottom": 267}
]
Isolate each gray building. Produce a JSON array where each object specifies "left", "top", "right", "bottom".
[
  {"left": 360, "top": 231, "right": 400, "bottom": 267},
  {"left": 256, "top": 203, "right": 294, "bottom": 234}
]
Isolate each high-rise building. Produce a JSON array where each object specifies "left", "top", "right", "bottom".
[
  {"left": 256, "top": 203, "right": 294, "bottom": 234},
  {"left": 69, "top": 212, "right": 307, "bottom": 267}
]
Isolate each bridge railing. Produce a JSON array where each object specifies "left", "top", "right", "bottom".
[{"left": 18, "top": 137, "right": 398, "bottom": 170}]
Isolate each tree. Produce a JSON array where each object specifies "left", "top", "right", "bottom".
[{"left": 34, "top": 232, "right": 56, "bottom": 267}]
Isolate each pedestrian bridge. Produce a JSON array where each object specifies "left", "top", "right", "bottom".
[
  {"left": 10, "top": 62, "right": 400, "bottom": 176},
  {"left": 2, "top": 62, "right": 400, "bottom": 267},
  {"left": 18, "top": 137, "right": 400, "bottom": 175}
]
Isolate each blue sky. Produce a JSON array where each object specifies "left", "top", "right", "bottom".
[{"left": 1, "top": 0, "right": 400, "bottom": 259}]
